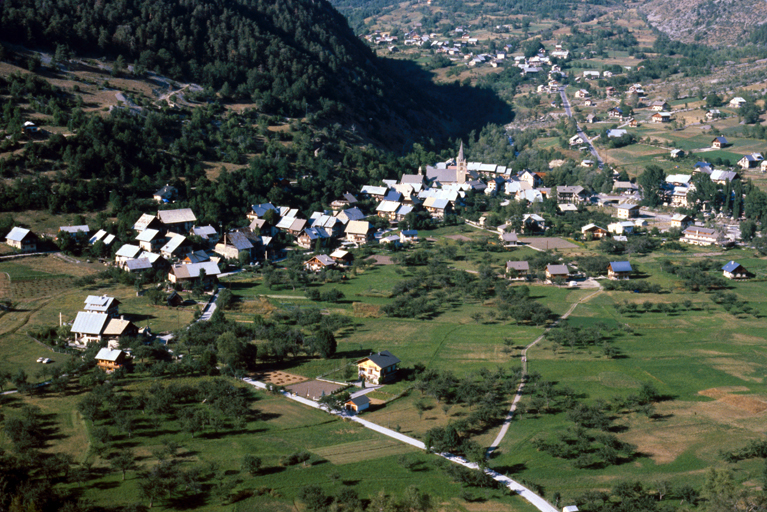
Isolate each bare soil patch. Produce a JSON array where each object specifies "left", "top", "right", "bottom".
[
  {"left": 366, "top": 254, "right": 394, "bottom": 265},
  {"left": 251, "top": 370, "right": 306, "bottom": 387},
  {"left": 699, "top": 387, "right": 767, "bottom": 414},
  {"left": 519, "top": 237, "right": 578, "bottom": 250},
  {"left": 445, "top": 234, "right": 472, "bottom": 241},
  {"left": 285, "top": 379, "right": 344, "bottom": 400},
  {"left": 312, "top": 438, "right": 414, "bottom": 465}
]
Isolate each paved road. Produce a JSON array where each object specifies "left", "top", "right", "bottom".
[
  {"left": 560, "top": 87, "right": 604, "bottom": 169},
  {"left": 486, "top": 289, "right": 602, "bottom": 459},
  {"left": 196, "top": 285, "right": 222, "bottom": 322},
  {"left": 241, "top": 377, "right": 558, "bottom": 512}
]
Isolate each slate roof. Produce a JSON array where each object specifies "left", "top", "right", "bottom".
[
  {"left": 346, "top": 220, "right": 372, "bottom": 235},
  {"left": 133, "top": 213, "right": 158, "bottom": 231},
  {"left": 71, "top": 312, "right": 109, "bottom": 335},
  {"left": 383, "top": 189, "right": 402, "bottom": 202},
  {"left": 157, "top": 208, "right": 196, "bottom": 224},
  {"left": 309, "top": 254, "right": 336, "bottom": 266},
  {"left": 546, "top": 264, "right": 569, "bottom": 275},
  {"left": 347, "top": 395, "right": 370, "bottom": 407},
  {"left": 135, "top": 228, "right": 161, "bottom": 242},
  {"left": 343, "top": 193, "right": 358, "bottom": 204},
  {"left": 250, "top": 203, "right": 277, "bottom": 217},
  {"left": 6, "top": 227, "right": 31, "bottom": 242},
  {"left": 84, "top": 296, "right": 119, "bottom": 312},
  {"left": 302, "top": 227, "right": 330, "bottom": 240},
  {"left": 171, "top": 261, "right": 221, "bottom": 279},
  {"left": 401, "top": 230, "right": 418, "bottom": 237},
  {"left": 400, "top": 174, "right": 423, "bottom": 185},
  {"left": 192, "top": 225, "right": 217, "bottom": 238},
  {"left": 609, "top": 261, "right": 632, "bottom": 273},
  {"left": 59, "top": 225, "right": 90, "bottom": 235},
  {"left": 337, "top": 207, "right": 366, "bottom": 222},
  {"left": 357, "top": 350, "right": 401, "bottom": 368},
  {"left": 225, "top": 232, "right": 254, "bottom": 251},
  {"left": 125, "top": 258, "right": 153, "bottom": 271}
]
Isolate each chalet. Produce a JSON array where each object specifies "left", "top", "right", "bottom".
[
  {"left": 249, "top": 218, "right": 275, "bottom": 237},
  {"left": 58, "top": 225, "right": 90, "bottom": 239},
  {"left": 670, "top": 214, "right": 692, "bottom": 229},
  {"left": 605, "top": 86, "right": 616, "bottom": 97},
  {"left": 360, "top": 185, "right": 388, "bottom": 200},
  {"left": 738, "top": 153, "right": 763, "bottom": 169},
  {"left": 379, "top": 235, "right": 400, "bottom": 246},
  {"left": 399, "top": 230, "right": 419, "bottom": 244},
  {"left": 519, "top": 170, "right": 543, "bottom": 187},
  {"left": 135, "top": 228, "right": 164, "bottom": 252},
  {"left": 124, "top": 258, "right": 153, "bottom": 273},
  {"left": 345, "top": 395, "right": 370, "bottom": 413},
  {"left": 581, "top": 223, "right": 609, "bottom": 239},
  {"left": 628, "top": 118, "right": 638, "bottom": 127},
  {"left": 711, "top": 136, "right": 728, "bottom": 149},
  {"left": 506, "top": 260, "right": 530, "bottom": 278},
  {"left": 650, "top": 101, "right": 669, "bottom": 111},
  {"left": 608, "top": 221, "right": 635, "bottom": 235},
  {"left": 582, "top": 70, "right": 600, "bottom": 80},
  {"left": 615, "top": 204, "right": 639, "bottom": 219},
  {"left": 182, "top": 250, "right": 210, "bottom": 264},
  {"left": 569, "top": 134, "right": 584, "bottom": 146},
  {"left": 423, "top": 197, "right": 453, "bottom": 218},
  {"left": 330, "top": 249, "right": 353, "bottom": 264},
  {"left": 191, "top": 225, "right": 219, "bottom": 245},
  {"left": 168, "top": 261, "right": 221, "bottom": 285},
  {"left": 670, "top": 188, "right": 691, "bottom": 208},
  {"left": 356, "top": 350, "right": 400, "bottom": 384},
  {"left": 557, "top": 185, "right": 588, "bottom": 203},
  {"left": 608, "top": 107, "right": 623, "bottom": 119},
  {"left": 305, "top": 254, "right": 336, "bottom": 272},
  {"left": 522, "top": 213, "right": 546, "bottom": 232},
  {"left": 586, "top": 113, "right": 598, "bottom": 124},
  {"left": 608, "top": 261, "right": 632, "bottom": 280},
  {"left": 160, "top": 234, "right": 188, "bottom": 259},
  {"left": 681, "top": 226, "right": 723, "bottom": 246},
  {"left": 214, "top": 232, "right": 253, "bottom": 260},
  {"left": 153, "top": 184, "right": 178, "bottom": 203},
  {"left": 500, "top": 232, "right": 519, "bottom": 248},
  {"left": 665, "top": 174, "right": 691, "bottom": 187},
  {"left": 84, "top": 296, "right": 120, "bottom": 317},
  {"left": 613, "top": 181, "right": 638, "bottom": 194},
  {"left": 297, "top": 227, "right": 331, "bottom": 249},
  {"left": 5, "top": 227, "right": 37, "bottom": 252},
  {"left": 247, "top": 203, "right": 278, "bottom": 221},
  {"left": 651, "top": 112, "right": 672, "bottom": 123},
  {"left": 722, "top": 261, "right": 748, "bottom": 280},
  {"left": 670, "top": 149, "right": 684, "bottom": 158},
  {"left": 95, "top": 348, "right": 129, "bottom": 373},
  {"left": 558, "top": 203, "right": 578, "bottom": 213},
  {"left": 729, "top": 97, "right": 747, "bottom": 108},
  {"left": 133, "top": 213, "right": 162, "bottom": 233},
  {"left": 336, "top": 207, "right": 366, "bottom": 224},
  {"left": 157, "top": 208, "right": 197, "bottom": 234},
  {"left": 545, "top": 264, "right": 569, "bottom": 281},
  {"left": 575, "top": 89, "right": 591, "bottom": 99},
  {"left": 115, "top": 244, "right": 142, "bottom": 267},
  {"left": 330, "top": 193, "right": 359, "bottom": 210},
  {"left": 706, "top": 109, "right": 721, "bottom": 120},
  {"left": 71, "top": 312, "right": 110, "bottom": 344},
  {"left": 376, "top": 200, "right": 401, "bottom": 220},
  {"left": 310, "top": 214, "right": 344, "bottom": 237},
  {"left": 103, "top": 317, "right": 138, "bottom": 341},
  {"left": 710, "top": 170, "right": 740, "bottom": 184},
  {"left": 345, "top": 220, "right": 374, "bottom": 245}
]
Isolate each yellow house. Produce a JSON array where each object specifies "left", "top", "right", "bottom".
[{"left": 356, "top": 351, "right": 401, "bottom": 384}]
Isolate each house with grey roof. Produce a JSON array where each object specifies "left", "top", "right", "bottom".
[
  {"left": 506, "top": 260, "right": 530, "bottom": 278},
  {"left": 297, "top": 227, "right": 331, "bottom": 249},
  {"left": 157, "top": 208, "right": 197, "bottom": 234},
  {"left": 58, "top": 225, "right": 90, "bottom": 239},
  {"left": 135, "top": 228, "right": 164, "bottom": 252},
  {"left": 71, "top": 311, "right": 110, "bottom": 344},
  {"left": 345, "top": 221, "right": 374, "bottom": 245},
  {"left": 84, "top": 296, "right": 121, "bottom": 317},
  {"left": 335, "top": 207, "right": 366, "bottom": 224},
  {"left": 153, "top": 184, "right": 178, "bottom": 203},
  {"left": 160, "top": 234, "right": 188, "bottom": 259},
  {"left": 5, "top": 227, "right": 37, "bottom": 252},
  {"left": 115, "top": 244, "right": 142, "bottom": 266},
  {"left": 356, "top": 350, "right": 401, "bottom": 383},
  {"left": 305, "top": 254, "right": 336, "bottom": 272},
  {"left": 168, "top": 261, "right": 221, "bottom": 285},
  {"left": 545, "top": 264, "right": 569, "bottom": 281},
  {"left": 215, "top": 232, "right": 254, "bottom": 261},
  {"left": 133, "top": 213, "right": 161, "bottom": 232}
]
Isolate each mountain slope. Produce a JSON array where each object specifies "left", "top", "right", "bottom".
[{"left": 639, "top": 0, "right": 767, "bottom": 46}]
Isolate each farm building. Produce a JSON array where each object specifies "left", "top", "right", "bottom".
[
  {"left": 722, "top": 261, "right": 748, "bottom": 280},
  {"left": 345, "top": 395, "right": 371, "bottom": 413}
]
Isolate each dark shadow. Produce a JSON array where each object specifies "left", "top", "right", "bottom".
[
  {"left": 342, "top": 479, "right": 360, "bottom": 486},
  {"left": 491, "top": 462, "right": 527, "bottom": 474},
  {"left": 258, "top": 465, "right": 285, "bottom": 476}
]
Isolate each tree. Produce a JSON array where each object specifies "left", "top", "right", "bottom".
[
  {"left": 110, "top": 451, "right": 137, "bottom": 481},
  {"left": 741, "top": 219, "right": 757, "bottom": 242},
  {"left": 298, "top": 485, "right": 329, "bottom": 512},
  {"left": 217, "top": 289, "right": 234, "bottom": 310},
  {"left": 216, "top": 331, "right": 249, "bottom": 370},
  {"left": 312, "top": 328, "right": 337, "bottom": 359},
  {"left": 139, "top": 476, "right": 165, "bottom": 508},
  {"left": 241, "top": 455, "right": 262, "bottom": 475},
  {"left": 637, "top": 165, "right": 666, "bottom": 207},
  {"left": 319, "top": 391, "right": 350, "bottom": 413}
]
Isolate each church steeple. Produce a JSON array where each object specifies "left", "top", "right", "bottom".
[
  {"left": 457, "top": 141, "right": 465, "bottom": 166},
  {"left": 457, "top": 141, "right": 467, "bottom": 184}
]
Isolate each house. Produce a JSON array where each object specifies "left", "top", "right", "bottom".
[
  {"left": 22, "top": 121, "right": 39, "bottom": 135},
  {"left": 423, "top": 197, "right": 453, "bottom": 218},
  {"left": 729, "top": 97, "right": 747, "bottom": 108},
  {"left": 133, "top": 213, "right": 162, "bottom": 233},
  {"left": 124, "top": 258, "right": 153, "bottom": 273},
  {"left": 214, "top": 232, "right": 253, "bottom": 261},
  {"left": 247, "top": 203, "right": 278, "bottom": 221},
  {"left": 670, "top": 188, "right": 691, "bottom": 208},
  {"left": 605, "top": 86, "right": 616, "bottom": 97},
  {"left": 608, "top": 221, "right": 635, "bottom": 235},
  {"left": 330, "top": 193, "right": 359, "bottom": 210},
  {"left": 297, "top": 227, "right": 331, "bottom": 249},
  {"left": 706, "top": 109, "right": 721, "bottom": 120},
  {"left": 523, "top": 213, "right": 546, "bottom": 232},
  {"left": 608, "top": 107, "right": 623, "bottom": 119},
  {"left": 84, "top": 295, "right": 121, "bottom": 317},
  {"left": 506, "top": 260, "right": 530, "bottom": 278},
  {"left": 305, "top": 254, "right": 337, "bottom": 272},
  {"left": 681, "top": 226, "right": 723, "bottom": 246},
  {"left": 168, "top": 261, "right": 221, "bottom": 285},
  {"left": 761, "top": 160, "right": 767, "bottom": 173},
  {"left": 738, "top": 153, "right": 763, "bottom": 169},
  {"left": 330, "top": 249, "right": 353, "bottom": 264},
  {"left": 650, "top": 101, "right": 669, "bottom": 111},
  {"left": 563, "top": 506, "right": 579, "bottom": 512},
  {"left": 628, "top": 118, "right": 638, "bottom": 127},
  {"left": 670, "top": 149, "right": 684, "bottom": 158},
  {"left": 581, "top": 224, "right": 609, "bottom": 239},
  {"left": 103, "top": 317, "right": 138, "bottom": 341},
  {"left": 376, "top": 200, "right": 401, "bottom": 220},
  {"left": 582, "top": 70, "right": 600, "bottom": 80},
  {"left": 345, "top": 221, "right": 374, "bottom": 245},
  {"left": 615, "top": 203, "right": 639, "bottom": 219},
  {"left": 287, "top": 218, "right": 308, "bottom": 237},
  {"left": 557, "top": 185, "right": 588, "bottom": 203},
  {"left": 665, "top": 174, "right": 691, "bottom": 187},
  {"left": 586, "top": 113, "right": 598, "bottom": 124},
  {"left": 500, "top": 232, "right": 519, "bottom": 248},
  {"left": 95, "top": 348, "right": 129, "bottom": 372},
  {"left": 336, "top": 207, "right": 366, "bottom": 224},
  {"left": 399, "top": 230, "right": 419, "bottom": 244},
  {"left": 153, "top": 184, "right": 178, "bottom": 203},
  {"left": 166, "top": 291, "right": 184, "bottom": 307},
  {"left": 608, "top": 261, "right": 632, "bottom": 280},
  {"left": 5, "top": 227, "right": 37, "bottom": 252},
  {"left": 651, "top": 112, "right": 672, "bottom": 123},
  {"left": 191, "top": 225, "right": 219, "bottom": 245},
  {"left": 157, "top": 208, "right": 197, "bottom": 234},
  {"left": 160, "top": 234, "right": 187, "bottom": 259},
  {"left": 670, "top": 214, "right": 692, "bottom": 229},
  {"left": 115, "top": 244, "right": 142, "bottom": 266},
  {"left": 558, "top": 203, "right": 578, "bottom": 213},
  {"left": 71, "top": 311, "right": 110, "bottom": 344},
  {"left": 182, "top": 250, "right": 209, "bottom": 264},
  {"left": 613, "top": 181, "right": 638, "bottom": 194},
  {"left": 711, "top": 136, "right": 728, "bottom": 149},
  {"left": 575, "top": 89, "right": 591, "bottom": 99},
  {"left": 545, "top": 264, "right": 569, "bottom": 281},
  {"left": 356, "top": 350, "right": 400, "bottom": 384},
  {"left": 345, "top": 395, "right": 370, "bottom": 413},
  {"left": 569, "top": 134, "right": 584, "bottom": 146},
  {"left": 722, "top": 261, "right": 748, "bottom": 280},
  {"left": 135, "top": 228, "right": 164, "bottom": 252},
  {"left": 710, "top": 170, "right": 740, "bottom": 184},
  {"left": 58, "top": 225, "right": 90, "bottom": 239}
]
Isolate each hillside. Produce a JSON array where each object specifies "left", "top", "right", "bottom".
[
  {"left": 0, "top": 0, "right": 506, "bottom": 148},
  {"left": 638, "top": 0, "right": 767, "bottom": 46}
]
